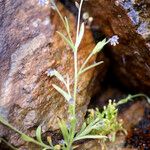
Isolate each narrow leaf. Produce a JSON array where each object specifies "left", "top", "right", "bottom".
[
  {"left": 57, "top": 31, "right": 75, "bottom": 51},
  {"left": 64, "top": 17, "right": 70, "bottom": 33},
  {"left": 52, "top": 84, "right": 71, "bottom": 101},
  {"left": 75, "top": 22, "right": 85, "bottom": 49},
  {"left": 76, "top": 118, "right": 100, "bottom": 138},
  {"left": 69, "top": 117, "right": 76, "bottom": 144},
  {"left": 76, "top": 122, "right": 86, "bottom": 136},
  {"left": 58, "top": 120, "right": 69, "bottom": 143},
  {"left": 74, "top": 135, "right": 107, "bottom": 142},
  {"left": 79, "top": 61, "right": 103, "bottom": 75},
  {"left": 21, "top": 134, "right": 35, "bottom": 142},
  {"left": 75, "top": 1, "right": 79, "bottom": 9},
  {"left": 36, "top": 126, "right": 43, "bottom": 143},
  {"left": 54, "top": 70, "right": 66, "bottom": 85},
  {"left": 66, "top": 74, "right": 70, "bottom": 87}
]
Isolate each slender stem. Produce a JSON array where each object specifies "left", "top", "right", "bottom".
[
  {"left": 66, "top": 1, "right": 85, "bottom": 149},
  {"left": 73, "top": 51, "right": 78, "bottom": 111},
  {"left": 116, "top": 93, "right": 149, "bottom": 106},
  {"left": 52, "top": 1, "right": 73, "bottom": 43},
  {"left": 76, "top": 0, "right": 84, "bottom": 42},
  {"left": 129, "top": 93, "right": 150, "bottom": 103},
  {"left": 0, "top": 118, "right": 52, "bottom": 149},
  {"left": 25, "top": 137, "right": 51, "bottom": 149},
  {"left": 0, "top": 138, "right": 18, "bottom": 150},
  {"left": 51, "top": 1, "right": 65, "bottom": 26},
  {"left": 74, "top": 0, "right": 85, "bottom": 109},
  {"left": 65, "top": 41, "right": 78, "bottom": 150},
  {"left": 130, "top": 93, "right": 147, "bottom": 99},
  {"left": 66, "top": 51, "right": 78, "bottom": 149}
]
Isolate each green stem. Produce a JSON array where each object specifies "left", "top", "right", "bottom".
[
  {"left": 73, "top": 51, "right": 78, "bottom": 112},
  {"left": 76, "top": 0, "right": 84, "bottom": 42},
  {"left": 67, "top": 51, "right": 78, "bottom": 149},
  {"left": 130, "top": 93, "right": 148, "bottom": 99},
  {"left": 52, "top": 1, "right": 73, "bottom": 43},
  {"left": 26, "top": 138, "right": 51, "bottom": 149},
  {"left": 66, "top": 2, "right": 85, "bottom": 149},
  {"left": 0, "top": 118, "right": 52, "bottom": 149},
  {"left": 116, "top": 93, "right": 149, "bottom": 106},
  {"left": 129, "top": 93, "right": 150, "bottom": 104},
  {"left": 0, "top": 138, "right": 18, "bottom": 150}
]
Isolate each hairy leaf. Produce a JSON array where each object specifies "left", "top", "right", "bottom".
[
  {"left": 57, "top": 31, "right": 75, "bottom": 51},
  {"left": 52, "top": 84, "right": 71, "bottom": 102},
  {"left": 36, "top": 126, "right": 43, "bottom": 143},
  {"left": 21, "top": 134, "right": 35, "bottom": 142},
  {"left": 92, "top": 39, "right": 107, "bottom": 54},
  {"left": 59, "top": 120, "right": 69, "bottom": 143},
  {"left": 75, "top": 22, "right": 85, "bottom": 49},
  {"left": 79, "top": 61, "right": 103, "bottom": 75}
]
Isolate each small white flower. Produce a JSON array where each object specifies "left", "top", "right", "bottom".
[
  {"left": 109, "top": 35, "right": 119, "bottom": 46},
  {"left": 46, "top": 69, "right": 56, "bottom": 77}
]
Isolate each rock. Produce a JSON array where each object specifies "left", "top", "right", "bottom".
[
  {"left": 70, "top": 0, "right": 150, "bottom": 94},
  {"left": 126, "top": 105, "right": 150, "bottom": 149},
  {"left": 0, "top": 0, "right": 107, "bottom": 147}
]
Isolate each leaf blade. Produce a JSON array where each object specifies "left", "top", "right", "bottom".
[
  {"left": 52, "top": 84, "right": 71, "bottom": 102},
  {"left": 79, "top": 61, "right": 103, "bottom": 75},
  {"left": 57, "top": 31, "right": 75, "bottom": 51},
  {"left": 74, "top": 135, "right": 107, "bottom": 142},
  {"left": 75, "top": 22, "right": 85, "bottom": 49},
  {"left": 58, "top": 120, "right": 69, "bottom": 143},
  {"left": 36, "top": 126, "right": 43, "bottom": 143}
]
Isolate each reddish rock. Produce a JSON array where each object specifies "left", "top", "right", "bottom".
[{"left": 0, "top": 0, "right": 107, "bottom": 146}]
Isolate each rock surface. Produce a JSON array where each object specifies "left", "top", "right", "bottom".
[
  {"left": 0, "top": 0, "right": 107, "bottom": 147},
  {"left": 70, "top": 0, "right": 150, "bottom": 94}
]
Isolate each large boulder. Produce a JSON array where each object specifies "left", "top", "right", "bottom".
[
  {"left": 70, "top": 0, "right": 150, "bottom": 94},
  {"left": 0, "top": 0, "right": 107, "bottom": 146}
]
